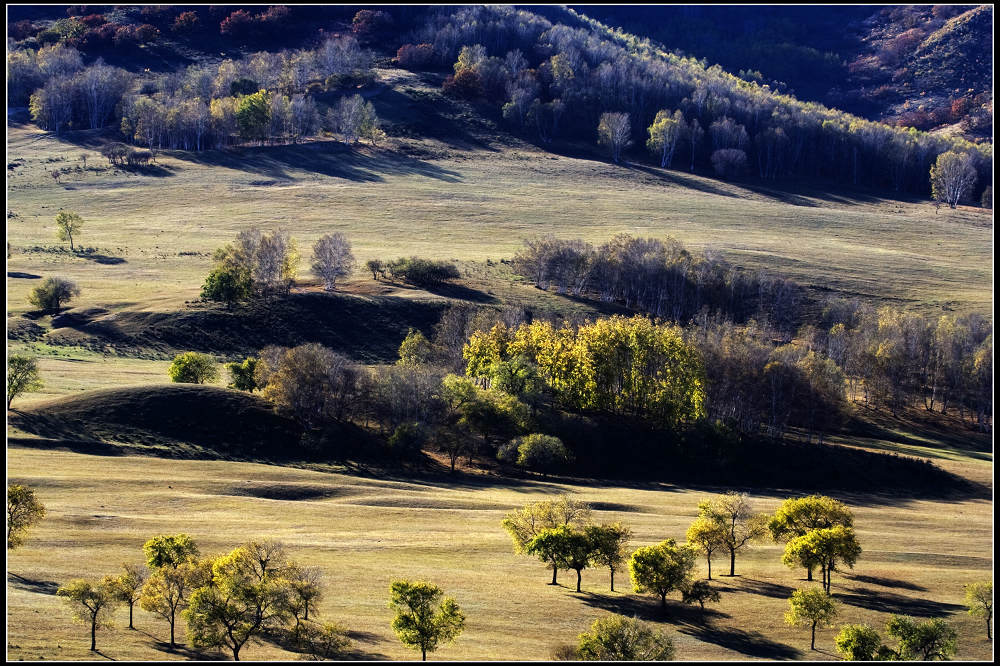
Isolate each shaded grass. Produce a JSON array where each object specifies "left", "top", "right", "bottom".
[{"left": 5, "top": 447, "right": 992, "bottom": 661}]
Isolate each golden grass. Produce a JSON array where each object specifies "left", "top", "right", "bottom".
[{"left": 6, "top": 446, "right": 992, "bottom": 662}]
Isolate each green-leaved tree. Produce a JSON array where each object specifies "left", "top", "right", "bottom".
[
  {"left": 785, "top": 587, "right": 838, "bottom": 650},
  {"left": 388, "top": 580, "right": 465, "bottom": 661}
]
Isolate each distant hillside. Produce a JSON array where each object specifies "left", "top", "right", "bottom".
[{"left": 572, "top": 4, "right": 993, "bottom": 141}]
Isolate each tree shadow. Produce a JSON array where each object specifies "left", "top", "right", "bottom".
[
  {"left": 624, "top": 162, "right": 743, "bottom": 199},
  {"left": 837, "top": 587, "right": 965, "bottom": 617},
  {"left": 7, "top": 271, "right": 41, "bottom": 279},
  {"left": 575, "top": 590, "right": 729, "bottom": 625},
  {"left": 91, "top": 649, "right": 116, "bottom": 661},
  {"left": 714, "top": 577, "right": 796, "bottom": 600},
  {"left": 8, "top": 572, "right": 61, "bottom": 595},
  {"left": 845, "top": 574, "right": 928, "bottom": 592},
  {"left": 391, "top": 280, "right": 498, "bottom": 304},
  {"left": 77, "top": 252, "right": 127, "bottom": 265},
  {"left": 170, "top": 140, "right": 463, "bottom": 184},
  {"left": 677, "top": 623, "right": 803, "bottom": 660}
]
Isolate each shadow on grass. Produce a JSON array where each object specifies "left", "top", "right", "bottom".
[
  {"left": 575, "top": 590, "right": 729, "bottom": 625},
  {"left": 678, "top": 624, "right": 803, "bottom": 660},
  {"left": 714, "top": 577, "right": 796, "bottom": 600},
  {"left": 7, "top": 271, "right": 41, "bottom": 279},
  {"left": 8, "top": 572, "right": 61, "bottom": 595},
  {"left": 838, "top": 587, "right": 965, "bottom": 618},
  {"left": 170, "top": 140, "right": 463, "bottom": 184},
  {"left": 845, "top": 574, "right": 928, "bottom": 592},
  {"left": 78, "top": 253, "right": 127, "bottom": 265}
]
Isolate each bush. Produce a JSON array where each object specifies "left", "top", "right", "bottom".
[
  {"left": 397, "top": 43, "right": 436, "bottom": 69},
  {"left": 511, "top": 434, "right": 573, "bottom": 473},
  {"left": 388, "top": 422, "right": 429, "bottom": 457},
  {"left": 168, "top": 352, "right": 219, "bottom": 384},
  {"left": 576, "top": 614, "right": 675, "bottom": 660},
  {"left": 443, "top": 69, "right": 482, "bottom": 99},
  {"left": 28, "top": 277, "right": 80, "bottom": 311},
  {"left": 386, "top": 257, "right": 460, "bottom": 286},
  {"left": 711, "top": 148, "right": 747, "bottom": 179}
]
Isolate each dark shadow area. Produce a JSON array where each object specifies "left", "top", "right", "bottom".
[
  {"left": 392, "top": 280, "right": 497, "bottom": 304},
  {"left": 7, "top": 271, "right": 41, "bottom": 279},
  {"left": 677, "top": 624, "right": 803, "bottom": 660},
  {"left": 169, "top": 140, "right": 462, "bottom": 184},
  {"left": 78, "top": 253, "right": 127, "bottom": 265},
  {"left": 838, "top": 587, "right": 965, "bottom": 617},
  {"left": 7, "top": 434, "right": 127, "bottom": 458},
  {"left": 45, "top": 291, "right": 451, "bottom": 365},
  {"left": 842, "top": 408, "right": 992, "bottom": 457},
  {"left": 576, "top": 590, "right": 729, "bottom": 625},
  {"left": 131, "top": 163, "right": 176, "bottom": 178},
  {"left": 715, "top": 578, "right": 795, "bottom": 600},
  {"left": 624, "top": 162, "right": 743, "bottom": 199},
  {"left": 8, "top": 572, "right": 61, "bottom": 595},
  {"left": 846, "top": 574, "right": 928, "bottom": 592}
]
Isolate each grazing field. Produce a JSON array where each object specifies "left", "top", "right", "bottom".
[{"left": 6, "top": 444, "right": 992, "bottom": 662}]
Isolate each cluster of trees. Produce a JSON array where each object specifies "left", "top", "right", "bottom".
[
  {"left": 463, "top": 316, "right": 706, "bottom": 428},
  {"left": 201, "top": 228, "right": 299, "bottom": 305},
  {"left": 13, "top": 32, "right": 377, "bottom": 149},
  {"left": 834, "top": 615, "right": 959, "bottom": 661},
  {"left": 53, "top": 534, "right": 349, "bottom": 660},
  {"left": 365, "top": 257, "right": 461, "bottom": 287},
  {"left": 423, "top": 6, "right": 990, "bottom": 199},
  {"left": 511, "top": 233, "right": 804, "bottom": 329}
]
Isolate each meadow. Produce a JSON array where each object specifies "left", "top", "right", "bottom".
[
  {"left": 6, "top": 443, "right": 993, "bottom": 662},
  {"left": 5, "top": 64, "right": 994, "bottom": 662}
]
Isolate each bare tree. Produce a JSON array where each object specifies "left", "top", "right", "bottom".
[
  {"left": 312, "top": 233, "right": 356, "bottom": 291},
  {"left": 597, "top": 112, "right": 632, "bottom": 164}
]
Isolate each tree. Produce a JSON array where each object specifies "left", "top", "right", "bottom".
[
  {"left": 311, "top": 233, "right": 356, "bottom": 291},
  {"left": 55, "top": 211, "right": 83, "bottom": 251},
  {"left": 576, "top": 614, "right": 675, "bottom": 661},
  {"left": 7, "top": 484, "right": 46, "bottom": 549},
  {"left": 141, "top": 561, "right": 198, "bottom": 647},
  {"left": 226, "top": 357, "right": 260, "bottom": 392},
  {"left": 930, "top": 151, "right": 977, "bottom": 208},
  {"left": 835, "top": 623, "right": 884, "bottom": 661},
  {"left": 107, "top": 563, "right": 147, "bottom": 630},
  {"left": 280, "top": 562, "right": 323, "bottom": 638},
  {"left": 782, "top": 526, "right": 861, "bottom": 593},
  {"left": 768, "top": 495, "right": 854, "bottom": 581},
  {"left": 397, "top": 328, "right": 434, "bottom": 366},
  {"left": 885, "top": 615, "right": 958, "bottom": 661},
  {"left": 7, "top": 355, "right": 43, "bottom": 409},
  {"left": 711, "top": 148, "right": 747, "bottom": 179},
  {"left": 586, "top": 523, "right": 632, "bottom": 592},
  {"left": 785, "top": 587, "right": 838, "bottom": 650},
  {"left": 696, "top": 492, "right": 769, "bottom": 576},
  {"left": 259, "top": 343, "right": 360, "bottom": 429},
  {"left": 143, "top": 533, "right": 200, "bottom": 569},
  {"left": 28, "top": 276, "right": 80, "bottom": 311},
  {"left": 598, "top": 112, "right": 632, "bottom": 164},
  {"left": 685, "top": 516, "right": 727, "bottom": 580},
  {"left": 301, "top": 621, "right": 353, "bottom": 659},
  {"left": 527, "top": 525, "right": 594, "bottom": 592},
  {"left": 57, "top": 578, "right": 120, "bottom": 652},
  {"left": 647, "top": 109, "right": 685, "bottom": 168},
  {"left": 236, "top": 89, "right": 271, "bottom": 143},
  {"left": 365, "top": 258, "right": 385, "bottom": 280},
  {"left": 512, "top": 434, "right": 573, "bottom": 474},
  {"left": 201, "top": 264, "right": 251, "bottom": 307},
  {"left": 682, "top": 579, "right": 721, "bottom": 611},
  {"left": 964, "top": 581, "right": 993, "bottom": 639},
  {"left": 629, "top": 539, "right": 697, "bottom": 609},
  {"left": 388, "top": 580, "right": 465, "bottom": 661},
  {"left": 168, "top": 351, "right": 219, "bottom": 385},
  {"left": 501, "top": 497, "right": 593, "bottom": 585},
  {"left": 183, "top": 540, "right": 294, "bottom": 661}
]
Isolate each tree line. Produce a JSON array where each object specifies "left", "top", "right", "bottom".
[{"left": 414, "top": 5, "right": 990, "bottom": 199}]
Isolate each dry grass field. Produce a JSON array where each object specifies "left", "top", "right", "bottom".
[
  {"left": 5, "top": 65, "right": 994, "bottom": 662},
  {"left": 6, "top": 443, "right": 992, "bottom": 662}
]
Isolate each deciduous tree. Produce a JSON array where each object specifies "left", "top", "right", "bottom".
[
  {"left": 598, "top": 112, "right": 632, "bottom": 164},
  {"left": 696, "top": 492, "right": 769, "bottom": 576},
  {"left": 681, "top": 579, "right": 720, "bottom": 610},
  {"left": 885, "top": 615, "right": 958, "bottom": 661},
  {"left": 501, "top": 496, "right": 592, "bottom": 585},
  {"left": 768, "top": 495, "right": 854, "bottom": 581},
  {"left": 527, "top": 525, "right": 594, "bottom": 592},
  {"left": 964, "top": 581, "right": 993, "bottom": 639},
  {"left": 7, "top": 483, "right": 46, "bottom": 549},
  {"left": 28, "top": 276, "right": 80, "bottom": 311},
  {"left": 388, "top": 580, "right": 465, "bottom": 661},
  {"left": 57, "top": 578, "right": 120, "bottom": 651},
  {"left": 168, "top": 352, "right": 219, "bottom": 385},
  {"left": 685, "top": 516, "right": 727, "bottom": 580},
  {"left": 586, "top": 523, "right": 632, "bottom": 592},
  {"left": 107, "top": 563, "right": 147, "bottom": 630},
  {"left": 7, "top": 355, "right": 43, "bottom": 409},
  {"left": 834, "top": 623, "right": 884, "bottom": 661},
  {"left": 311, "top": 233, "right": 355, "bottom": 291},
  {"left": 785, "top": 587, "right": 837, "bottom": 650},
  {"left": 629, "top": 539, "right": 697, "bottom": 609},
  {"left": 930, "top": 150, "right": 977, "bottom": 208}
]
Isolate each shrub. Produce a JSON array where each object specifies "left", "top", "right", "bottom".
[
  {"left": 172, "top": 11, "right": 200, "bottom": 34},
  {"left": 443, "top": 69, "right": 482, "bottom": 99},
  {"left": 576, "top": 614, "right": 675, "bottom": 661},
  {"left": 512, "top": 434, "right": 573, "bottom": 473},
  {"left": 397, "top": 43, "right": 436, "bottom": 69},
  {"left": 28, "top": 277, "right": 80, "bottom": 311},
  {"left": 168, "top": 352, "right": 219, "bottom": 384},
  {"left": 386, "top": 257, "right": 460, "bottom": 286},
  {"left": 711, "top": 148, "right": 747, "bottom": 179}
]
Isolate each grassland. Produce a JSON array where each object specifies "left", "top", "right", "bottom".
[
  {"left": 6, "top": 64, "right": 994, "bottom": 662},
  {"left": 6, "top": 443, "right": 992, "bottom": 662}
]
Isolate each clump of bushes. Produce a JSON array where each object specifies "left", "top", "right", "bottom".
[{"left": 368, "top": 257, "right": 460, "bottom": 286}]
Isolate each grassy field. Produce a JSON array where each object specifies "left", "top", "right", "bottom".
[
  {"left": 6, "top": 443, "right": 992, "bottom": 662},
  {"left": 5, "top": 65, "right": 994, "bottom": 662}
]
